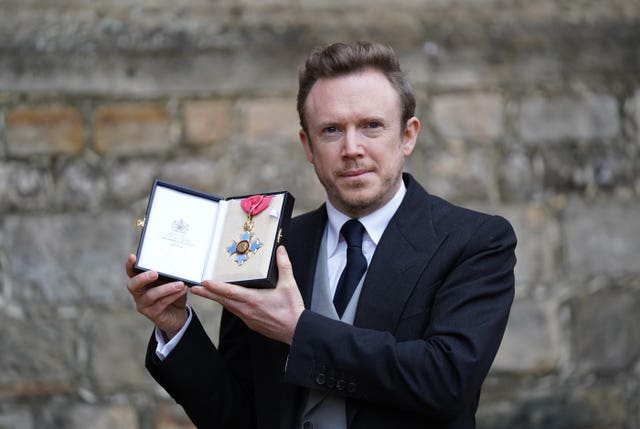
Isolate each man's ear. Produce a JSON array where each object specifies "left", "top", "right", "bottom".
[
  {"left": 401, "top": 117, "right": 420, "bottom": 157},
  {"left": 299, "top": 129, "right": 315, "bottom": 163}
]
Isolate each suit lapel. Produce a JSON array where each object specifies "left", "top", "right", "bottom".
[
  {"left": 348, "top": 175, "right": 447, "bottom": 427},
  {"left": 354, "top": 175, "right": 446, "bottom": 333}
]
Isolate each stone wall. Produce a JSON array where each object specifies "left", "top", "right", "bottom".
[{"left": 1, "top": 1, "right": 639, "bottom": 428}]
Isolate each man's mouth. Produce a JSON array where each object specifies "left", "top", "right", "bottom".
[{"left": 340, "top": 168, "right": 371, "bottom": 179}]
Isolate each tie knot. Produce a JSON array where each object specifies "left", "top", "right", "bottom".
[{"left": 341, "top": 219, "right": 365, "bottom": 248}]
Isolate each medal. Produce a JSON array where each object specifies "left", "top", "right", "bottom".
[{"left": 225, "top": 195, "right": 274, "bottom": 266}]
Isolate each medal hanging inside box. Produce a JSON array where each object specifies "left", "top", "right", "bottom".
[
  {"left": 134, "top": 180, "right": 294, "bottom": 288},
  {"left": 225, "top": 195, "right": 274, "bottom": 267}
]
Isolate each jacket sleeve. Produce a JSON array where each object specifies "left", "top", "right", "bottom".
[
  {"left": 282, "top": 215, "right": 516, "bottom": 418},
  {"left": 145, "top": 310, "right": 255, "bottom": 428}
]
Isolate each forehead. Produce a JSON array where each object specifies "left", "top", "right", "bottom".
[{"left": 304, "top": 69, "right": 401, "bottom": 125}]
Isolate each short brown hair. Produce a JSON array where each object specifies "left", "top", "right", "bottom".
[{"left": 297, "top": 41, "right": 416, "bottom": 133}]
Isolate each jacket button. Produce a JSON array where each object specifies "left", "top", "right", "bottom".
[
  {"left": 315, "top": 373, "right": 326, "bottom": 385},
  {"left": 327, "top": 376, "right": 336, "bottom": 389},
  {"left": 303, "top": 421, "right": 314, "bottom": 429}
]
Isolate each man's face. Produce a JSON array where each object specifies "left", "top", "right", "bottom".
[{"left": 299, "top": 68, "right": 420, "bottom": 218}]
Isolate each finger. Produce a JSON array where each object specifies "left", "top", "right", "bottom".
[
  {"left": 125, "top": 254, "right": 137, "bottom": 278},
  {"left": 191, "top": 285, "right": 227, "bottom": 307},
  {"left": 126, "top": 270, "right": 159, "bottom": 296},
  {"left": 144, "top": 285, "right": 188, "bottom": 314},
  {"left": 194, "top": 281, "right": 242, "bottom": 306},
  {"left": 140, "top": 281, "right": 185, "bottom": 307}
]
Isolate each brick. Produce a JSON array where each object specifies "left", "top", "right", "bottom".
[
  {"left": 94, "top": 103, "right": 172, "bottom": 155},
  {"left": 431, "top": 92, "right": 505, "bottom": 141},
  {"left": 183, "top": 99, "right": 232, "bottom": 146},
  {"left": 241, "top": 98, "right": 299, "bottom": 142},
  {"left": 518, "top": 93, "right": 619, "bottom": 143},
  {"left": 6, "top": 105, "right": 84, "bottom": 156},
  {"left": 563, "top": 198, "right": 640, "bottom": 275}
]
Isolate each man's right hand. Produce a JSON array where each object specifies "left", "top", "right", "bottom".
[{"left": 125, "top": 254, "right": 189, "bottom": 339}]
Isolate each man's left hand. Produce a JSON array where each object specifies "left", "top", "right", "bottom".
[{"left": 191, "top": 245, "right": 305, "bottom": 345}]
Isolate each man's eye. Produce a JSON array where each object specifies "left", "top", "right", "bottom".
[
  {"left": 324, "top": 126, "right": 338, "bottom": 134},
  {"left": 367, "top": 122, "right": 382, "bottom": 129}
]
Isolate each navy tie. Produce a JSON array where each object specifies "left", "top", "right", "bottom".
[{"left": 333, "top": 219, "right": 367, "bottom": 318}]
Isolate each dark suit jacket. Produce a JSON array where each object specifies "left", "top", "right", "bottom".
[{"left": 146, "top": 173, "right": 517, "bottom": 429}]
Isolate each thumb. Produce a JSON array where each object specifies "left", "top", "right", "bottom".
[{"left": 276, "top": 246, "right": 294, "bottom": 281}]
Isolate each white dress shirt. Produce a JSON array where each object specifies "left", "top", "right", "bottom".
[{"left": 324, "top": 183, "right": 407, "bottom": 297}]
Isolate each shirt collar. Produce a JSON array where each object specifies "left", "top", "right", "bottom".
[{"left": 325, "top": 181, "right": 407, "bottom": 256}]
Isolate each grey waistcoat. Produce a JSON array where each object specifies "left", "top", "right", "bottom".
[{"left": 299, "top": 229, "right": 365, "bottom": 429}]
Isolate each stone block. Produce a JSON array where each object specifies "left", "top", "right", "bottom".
[
  {"left": 3, "top": 212, "right": 134, "bottom": 304},
  {"left": 0, "top": 407, "right": 33, "bottom": 429},
  {"left": 94, "top": 103, "right": 173, "bottom": 155},
  {"left": 571, "top": 382, "right": 629, "bottom": 428},
  {"left": 518, "top": 93, "right": 619, "bottom": 143},
  {"left": 240, "top": 97, "right": 299, "bottom": 143},
  {"left": 0, "top": 162, "right": 52, "bottom": 212},
  {"left": 531, "top": 142, "right": 636, "bottom": 193},
  {"left": 107, "top": 159, "right": 160, "bottom": 204},
  {"left": 0, "top": 311, "right": 75, "bottom": 399},
  {"left": 408, "top": 142, "right": 493, "bottom": 203},
  {"left": 567, "top": 287, "right": 640, "bottom": 374},
  {"left": 480, "top": 391, "right": 602, "bottom": 429},
  {"left": 492, "top": 297, "right": 557, "bottom": 373},
  {"left": 0, "top": 50, "right": 298, "bottom": 97},
  {"left": 67, "top": 404, "right": 138, "bottom": 429},
  {"left": 431, "top": 92, "right": 505, "bottom": 141},
  {"left": 6, "top": 105, "right": 84, "bottom": 156},
  {"left": 89, "top": 310, "right": 157, "bottom": 394},
  {"left": 53, "top": 159, "right": 107, "bottom": 209},
  {"left": 159, "top": 157, "right": 227, "bottom": 195},
  {"left": 183, "top": 99, "right": 232, "bottom": 146},
  {"left": 563, "top": 198, "right": 640, "bottom": 275},
  {"left": 628, "top": 89, "right": 640, "bottom": 144},
  {"left": 498, "top": 147, "right": 538, "bottom": 201}
]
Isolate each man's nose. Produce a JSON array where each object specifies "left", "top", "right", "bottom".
[{"left": 342, "top": 128, "right": 363, "bottom": 157}]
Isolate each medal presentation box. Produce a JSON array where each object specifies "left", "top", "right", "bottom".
[{"left": 135, "top": 180, "right": 294, "bottom": 288}]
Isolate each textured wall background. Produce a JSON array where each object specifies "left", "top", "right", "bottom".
[{"left": 1, "top": 1, "right": 639, "bottom": 428}]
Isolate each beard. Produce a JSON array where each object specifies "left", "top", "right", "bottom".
[{"left": 316, "top": 163, "right": 403, "bottom": 218}]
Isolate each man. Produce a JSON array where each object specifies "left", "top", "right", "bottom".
[{"left": 126, "top": 41, "right": 516, "bottom": 429}]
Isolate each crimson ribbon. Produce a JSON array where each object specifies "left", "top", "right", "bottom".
[{"left": 240, "top": 195, "right": 274, "bottom": 216}]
